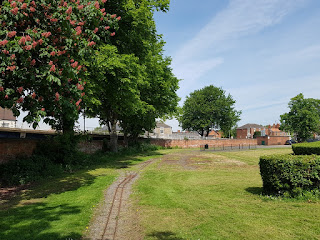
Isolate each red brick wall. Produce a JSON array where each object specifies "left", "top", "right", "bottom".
[
  {"left": 149, "top": 138, "right": 257, "bottom": 148},
  {"left": 0, "top": 139, "right": 39, "bottom": 164},
  {"left": 256, "top": 136, "right": 289, "bottom": 145},
  {"left": 0, "top": 139, "right": 105, "bottom": 164}
]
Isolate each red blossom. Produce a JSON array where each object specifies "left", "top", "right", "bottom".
[
  {"left": 94, "top": 1, "right": 99, "bottom": 9},
  {"left": 11, "top": 1, "right": 17, "bottom": 7},
  {"left": 110, "top": 32, "right": 115, "bottom": 37},
  {"left": 21, "top": 3, "right": 27, "bottom": 9},
  {"left": 88, "top": 41, "right": 96, "bottom": 46},
  {"left": 32, "top": 41, "right": 38, "bottom": 48},
  {"left": 25, "top": 45, "right": 32, "bottom": 51},
  {"left": 93, "top": 28, "right": 98, "bottom": 33},
  {"left": 10, "top": 54, "right": 16, "bottom": 60},
  {"left": 116, "top": 16, "right": 121, "bottom": 21},
  {"left": 50, "top": 18, "right": 58, "bottom": 22},
  {"left": 0, "top": 87, "right": 4, "bottom": 92},
  {"left": 78, "top": 5, "right": 84, "bottom": 10},
  {"left": 26, "top": 35, "right": 31, "bottom": 41},
  {"left": 111, "top": 14, "right": 117, "bottom": 19},
  {"left": 41, "top": 32, "right": 51, "bottom": 38},
  {"left": 71, "top": 61, "right": 78, "bottom": 68},
  {"left": 49, "top": 61, "right": 53, "bottom": 66},
  {"left": 41, "top": 108, "right": 45, "bottom": 111},
  {"left": 55, "top": 92, "right": 60, "bottom": 101},
  {"left": 7, "top": 31, "right": 17, "bottom": 38},
  {"left": 30, "top": 59, "right": 36, "bottom": 66},
  {"left": 50, "top": 51, "right": 56, "bottom": 56},
  {"left": 76, "top": 99, "right": 82, "bottom": 106},
  {"left": 17, "top": 86, "right": 23, "bottom": 94},
  {"left": 7, "top": 65, "right": 16, "bottom": 71},
  {"left": 5, "top": 95, "right": 9, "bottom": 99},
  {"left": 38, "top": 39, "right": 43, "bottom": 45},
  {"left": 2, "top": 50, "right": 10, "bottom": 54},
  {"left": 31, "top": 92, "right": 36, "bottom": 99},
  {"left": 66, "top": 6, "right": 72, "bottom": 14},
  {"left": 19, "top": 36, "right": 26, "bottom": 45},
  {"left": 17, "top": 97, "right": 24, "bottom": 103},
  {"left": 11, "top": 7, "right": 19, "bottom": 15},
  {"left": 50, "top": 65, "right": 56, "bottom": 72},
  {"left": 76, "top": 83, "right": 84, "bottom": 90},
  {"left": 0, "top": 40, "right": 8, "bottom": 46},
  {"left": 30, "top": 7, "right": 36, "bottom": 12}
]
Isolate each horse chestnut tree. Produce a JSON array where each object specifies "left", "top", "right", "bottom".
[{"left": 0, "top": 0, "right": 120, "bottom": 132}]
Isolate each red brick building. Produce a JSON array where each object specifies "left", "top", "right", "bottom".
[{"left": 236, "top": 123, "right": 265, "bottom": 139}]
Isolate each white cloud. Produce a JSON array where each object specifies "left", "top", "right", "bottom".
[{"left": 172, "top": 0, "right": 307, "bottom": 86}]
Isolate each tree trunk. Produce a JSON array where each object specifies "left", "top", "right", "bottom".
[
  {"left": 123, "top": 133, "right": 129, "bottom": 148},
  {"left": 62, "top": 117, "right": 75, "bottom": 135},
  {"left": 110, "top": 119, "right": 118, "bottom": 152}
]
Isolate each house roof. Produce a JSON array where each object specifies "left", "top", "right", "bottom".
[
  {"left": 156, "top": 122, "right": 171, "bottom": 128},
  {"left": 237, "top": 123, "right": 264, "bottom": 130},
  {"left": 0, "top": 108, "right": 16, "bottom": 121}
]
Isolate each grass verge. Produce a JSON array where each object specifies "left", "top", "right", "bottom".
[
  {"left": 134, "top": 148, "right": 320, "bottom": 240},
  {"left": 0, "top": 149, "right": 163, "bottom": 240}
]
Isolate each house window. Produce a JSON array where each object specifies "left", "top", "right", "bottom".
[
  {"left": 2, "top": 122, "right": 9, "bottom": 127},
  {"left": 160, "top": 127, "right": 164, "bottom": 134}
]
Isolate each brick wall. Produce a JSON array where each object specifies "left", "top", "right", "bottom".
[
  {"left": 256, "top": 136, "right": 289, "bottom": 145},
  {"left": 149, "top": 138, "right": 257, "bottom": 148},
  {"left": 0, "top": 139, "right": 39, "bottom": 164},
  {"left": 0, "top": 139, "right": 105, "bottom": 164}
]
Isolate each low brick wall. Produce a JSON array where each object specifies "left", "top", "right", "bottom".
[
  {"left": 0, "top": 138, "right": 105, "bottom": 164},
  {"left": 256, "top": 136, "right": 290, "bottom": 145},
  {"left": 149, "top": 138, "right": 257, "bottom": 148},
  {"left": 0, "top": 139, "right": 39, "bottom": 164}
]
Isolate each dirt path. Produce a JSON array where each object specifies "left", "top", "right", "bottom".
[{"left": 83, "top": 159, "right": 156, "bottom": 240}]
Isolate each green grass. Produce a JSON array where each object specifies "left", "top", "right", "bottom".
[
  {"left": 0, "top": 150, "right": 163, "bottom": 240},
  {"left": 134, "top": 148, "right": 320, "bottom": 240}
]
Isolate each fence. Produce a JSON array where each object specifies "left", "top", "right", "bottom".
[{"left": 200, "top": 144, "right": 257, "bottom": 151}]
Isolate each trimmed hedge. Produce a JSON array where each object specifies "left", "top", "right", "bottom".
[
  {"left": 292, "top": 141, "right": 320, "bottom": 155},
  {"left": 259, "top": 154, "right": 320, "bottom": 196}
]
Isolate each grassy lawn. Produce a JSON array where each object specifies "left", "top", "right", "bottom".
[
  {"left": 0, "top": 150, "right": 163, "bottom": 240},
  {"left": 134, "top": 148, "right": 320, "bottom": 240}
]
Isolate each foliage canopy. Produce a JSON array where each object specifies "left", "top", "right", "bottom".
[
  {"left": 280, "top": 93, "right": 320, "bottom": 142},
  {"left": 179, "top": 85, "right": 241, "bottom": 137}
]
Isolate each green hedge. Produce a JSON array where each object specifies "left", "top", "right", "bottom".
[
  {"left": 259, "top": 154, "right": 320, "bottom": 196},
  {"left": 292, "top": 141, "right": 320, "bottom": 155}
]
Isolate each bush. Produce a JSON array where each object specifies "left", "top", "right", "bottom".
[
  {"left": 0, "top": 155, "right": 63, "bottom": 186},
  {"left": 292, "top": 141, "right": 320, "bottom": 155},
  {"left": 259, "top": 154, "right": 320, "bottom": 196},
  {"left": 34, "top": 133, "right": 88, "bottom": 165}
]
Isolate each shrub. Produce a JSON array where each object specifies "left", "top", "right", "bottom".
[
  {"left": 0, "top": 155, "right": 63, "bottom": 186},
  {"left": 259, "top": 154, "right": 320, "bottom": 196},
  {"left": 292, "top": 141, "right": 320, "bottom": 155}
]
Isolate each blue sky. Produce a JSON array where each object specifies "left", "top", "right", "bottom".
[
  {"left": 17, "top": 0, "right": 320, "bottom": 131},
  {"left": 154, "top": 0, "right": 320, "bottom": 131}
]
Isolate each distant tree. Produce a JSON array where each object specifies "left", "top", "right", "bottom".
[
  {"left": 0, "top": 0, "right": 119, "bottom": 133},
  {"left": 280, "top": 93, "right": 320, "bottom": 142},
  {"left": 179, "top": 85, "right": 241, "bottom": 137},
  {"left": 253, "top": 131, "right": 261, "bottom": 138}
]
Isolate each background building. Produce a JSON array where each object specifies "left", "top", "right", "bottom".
[{"left": 0, "top": 108, "right": 16, "bottom": 128}]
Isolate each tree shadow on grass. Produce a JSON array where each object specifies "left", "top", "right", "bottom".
[
  {"left": 0, "top": 202, "right": 82, "bottom": 240},
  {"left": 147, "top": 231, "right": 185, "bottom": 240},
  {"left": 245, "top": 187, "right": 264, "bottom": 195},
  {"left": 1, "top": 150, "right": 163, "bottom": 209}
]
